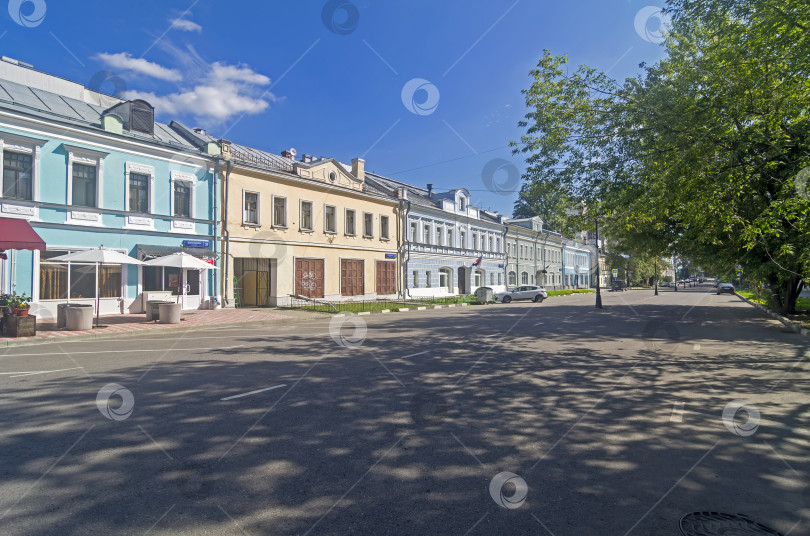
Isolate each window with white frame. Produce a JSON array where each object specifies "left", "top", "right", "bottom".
[
  {"left": 436, "top": 226, "right": 442, "bottom": 246},
  {"left": 2, "top": 151, "right": 33, "bottom": 200},
  {"left": 426, "top": 271, "right": 432, "bottom": 287},
  {"left": 447, "top": 228, "right": 453, "bottom": 247},
  {"left": 125, "top": 162, "right": 155, "bottom": 214},
  {"left": 0, "top": 133, "right": 45, "bottom": 202},
  {"left": 412, "top": 270, "right": 419, "bottom": 287},
  {"left": 170, "top": 171, "right": 195, "bottom": 219},
  {"left": 488, "top": 236, "right": 493, "bottom": 252},
  {"left": 380, "top": 215, "right": 390, "bottom": 240},
  {"left": 411, "top": 221, "right": 418, "bottom": 242},
  {"left": 498, "top": 273, "right": 502, "bottom": 285},
  {"left": 363, "top": 212, "right": 374, "bottom": 237},
  {"left": 522, "top": 272, "right": 529, "bottom": 284},
  {"left": 324, "top": 205, "right": 337, "bottom": 233},
  {"left": 345, "top": 209, "right": 356, "bottom": 236},
  {"left": 459, "top": 196, "right": 466, "bottom": 211},
  {"left": 423, "top": 224, "right": 430, "bottom": 245},
  {"left": 72, "top": 163, "right": 97, "bottom": 208},
  {"left": 439, "top": 268, "right": 450, "bottom": 288},
  {"left": 508, "top": 271, "right": 516, "bottom": 286},
  {"left": 460, "top": 230, "right": 466, "bottom": 249},
  {"left": 273, "top": 196, "right": 287, "bottom": 227},
  {"left": 300, "top": 200, "right": 313, "bottom": 231},
  {"left": 243, "top": 191, "right": 259, "bottom": 225},
  {"left": 472, "top": 233, "right": 478, "bottom": 251}
]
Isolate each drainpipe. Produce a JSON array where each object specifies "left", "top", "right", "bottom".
[
  {"left": 500, "top": 223, "right": 507, "bottom": 288},
  {"left": 212, "top": 159, "right": 222, "bottom": 305},
  {"left": 222, "top": 160, "right": 234, "bottom": 306},
  {"left": 403, "top": 198, "right": 412, "bottom": 298}
]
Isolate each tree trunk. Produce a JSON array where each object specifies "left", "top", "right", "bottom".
[{"left": 780, "top": 274, "right": 802, "bottom": 315}]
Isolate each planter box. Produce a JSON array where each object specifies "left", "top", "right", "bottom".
[{"left": 3, "top": 314, "right": 36, "bottom": 337}]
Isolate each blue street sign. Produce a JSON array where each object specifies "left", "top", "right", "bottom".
[
  {"left": 385, "top": 253, "right": 397, "bottom": 259},
  {"left": 498, "top": 264, "right": 504, "bottom": 268},
  {"left": 182, "top": 240, "right": 210, "bottom": 248}
]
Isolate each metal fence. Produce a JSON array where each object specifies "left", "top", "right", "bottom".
[{"left": 285, "top": 294, "right": 477, "bottom": 314}]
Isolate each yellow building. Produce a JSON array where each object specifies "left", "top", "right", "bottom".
[{"left": 220, "top": 143, "right": 401, "bottom": 307}]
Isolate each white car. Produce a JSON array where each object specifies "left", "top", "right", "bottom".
[{"left": 496, "top": 285, "right": 548, "bottom": 303}]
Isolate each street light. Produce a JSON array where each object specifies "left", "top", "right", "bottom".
[
  {"left": 577, "top": 205, "right": 602, "bottom": 309},
  {"left": 654, "top": 258, "right": 658, "bottom": 296}
]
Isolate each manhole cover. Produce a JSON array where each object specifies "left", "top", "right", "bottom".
[{"left": 679, "top": 512, "right": 783, "bottom": 535}]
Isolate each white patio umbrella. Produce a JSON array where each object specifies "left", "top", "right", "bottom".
[
  {"left": 49, "top": 246, "right": 144, "bottom": 326},
  {"left": 143, "top": 253, "right": 218, "bottom": 309}
]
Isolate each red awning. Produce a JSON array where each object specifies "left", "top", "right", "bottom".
[{"left": 0, "top": 217, "right": 46, "bottom": 251}]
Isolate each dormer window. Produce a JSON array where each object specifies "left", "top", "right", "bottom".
[{"left": 459, "top": 197, "right": 466, "bottom": 211}]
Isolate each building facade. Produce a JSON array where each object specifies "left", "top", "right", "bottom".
[
  {"left": 504, "top": 217, "right": 566, "bottom": 290},
  {"left": 219, "top": 144, "right": 400, "bottom": 307},
  {"left": 0, "top": 60, "right": 219, "bottom": 320},
  {"left": 562, "top": 240, "right": 592, "bottom": 288},
  {"left": 365, "top": 175, "right": 507, "bottom": 297}
]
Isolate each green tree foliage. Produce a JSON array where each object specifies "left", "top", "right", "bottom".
[
  {"left": 511, "top": 0, "right": 810, "bottom": 313},
  {"left": 512, "top": 180, "right": 576, "bottom": 235}
]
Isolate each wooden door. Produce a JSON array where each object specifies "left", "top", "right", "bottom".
[
  {"left": 295, "top": 258, "right": 324, "bottom": 298},
  {"left": 375, "top": 261, "right": 396, "bottom": 295},
  {"left": 340, "top": 259, "right": 364, "bottom": 296}
]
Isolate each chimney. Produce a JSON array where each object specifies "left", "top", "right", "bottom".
[
  {"left": 281, "top": 150, "right": 293, "bottom": 159},
  {"left": 397, "top": 187, "right": 408, "bottom": 200},
  {"left": 193, "top": 127, "right": 206, "bottom": 136},
  {"left": 351, "top": 158, "right": 365, "bottom": 181},
  {"left": 301, "top": 153, "right": 312, "bottom": 163},
  {"left": 427, "top": 183, "right": 433, "bottom": 197}
]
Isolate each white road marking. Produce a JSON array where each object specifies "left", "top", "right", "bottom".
[
  {"left": 401, "top": 351, "right": 429, "bottom": 359},
  {"left": 1, "top": 367, "right": 84, "bottom": 378},
  {"left": 693, "top": 344, "right": 701, "bottom": 351},
  {"left": 670, "top": 403, "right": 685, "bottom": 423},
  {"left": 5, "top": 345, "right": 245, "bottom": 358},
  {"left": 220, "top": 384, "right": 287, "bottom": 401}
]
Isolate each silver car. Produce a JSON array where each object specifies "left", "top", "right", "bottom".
[{"left": 496, "top": 285, "right": 548, "bottom": 303}]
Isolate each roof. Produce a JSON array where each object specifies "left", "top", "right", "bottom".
[
  {"left": 0, "top": 76, "right": 200, "bottom": 153},
  {"left": 364, "top": 172, "right": 438, "bottom": 208}
]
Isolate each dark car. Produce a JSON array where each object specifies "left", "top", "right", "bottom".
[
  {"left": 611, "top": 280, "right": 628, "bottom": 291},
  {"left": 716, "top": 283, "right": 735, "bottom": 295}
]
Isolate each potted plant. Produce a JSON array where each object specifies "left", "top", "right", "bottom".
[
  {"left": 9, "top": 294, "right": 31, "bottom": 316},
  {"left": 0, "top": 293, "right": 10, "bottom": 314}
]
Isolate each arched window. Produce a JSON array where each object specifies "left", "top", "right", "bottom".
[
  {"left": 508, "top": 271, "right": 516, "bottom": 286},
  {"left": 521, "top": 272, "right": 528, "bottom": 284}
]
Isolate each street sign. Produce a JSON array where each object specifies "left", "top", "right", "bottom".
[
  {"left": 612, "top": 269, "right": 618, "bottom": 277},
  {"left": 385, "top": 253, "right": 397, "bottom": 259},
  {"left": 183, "top": 240, "right": 210, "bottom": 248},
  {"left": 498, "top": 264, "right": 505, "bottom": 268}
]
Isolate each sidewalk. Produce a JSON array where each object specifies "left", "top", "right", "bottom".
[{"left": 0, "top": 308, "right": 297, "bottom": 348}]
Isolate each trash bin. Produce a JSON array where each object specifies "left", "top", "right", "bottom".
[
  {"left": 65, "top": 304, "right": 94, "bottom": 331},
  {"left": 158, "top": 303, "right": 181, "bottom": 324},
  {"left": 57, "top": 303, "right": 86, "bottom": 329},
  {"left": 474, "top": 286, "right": 494, "bottom": 304},
  {"left": 146, "top": 300, "right": 175, "bottom": 322}
]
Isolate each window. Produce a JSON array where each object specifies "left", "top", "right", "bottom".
[
  {"left": 40, "top": 250, "right": 121, "bottom": 300},
  {"left": 2, "top": 151, "right": 32, "bottom": 200},
  {"left": 472, "top": 233, "right": 478, "bottom": 251},
  {"left": 489, "top": 236, "right": 493, "bottom": 252},
  {"left": 412, "top": 270, "right": 419, "bottom": 288},
  {"left": 324, "top": 205, "right": 337, "bottom": 233},
  {"left": 447, "top": 229, "right": 453, "bottom": 247},
  {"left": 426, "top": 271, "right": 432, "bottom": 287},
  {"left": 436, "top": 226, "right": 442, "bottom": 246},
  {"left": 380, "top": 215, "right": 390, "bottom": 240},
  {"left": 508, "top": 271, "right": 516, "bottom": 286},
  {"left": 495, "top": 238, "right": 500, "bottom": 252},
  {"left": 363, "top": 212, "right": 374, "bottom": 237},
  {"left": 490, "top": 273, "right": 494, "bottom": 285},
  {"left": 345, "top": 209, "right": 356, "bottom": 236},
  {"left": 72, "top": 163, "right": 97, "bottom": 208},
  {"left": 460, "top": 230, "right": 466, "bottom": 249},
  {"left": 411, "top": 221, "right": 418, "bottom": 242},
  {"left": 459, "top": 197, "right": 466, "bottom": 211},
  {"left": 424, "top": 224, "right": 430, "bottom": 245},
  {"left": 300, "top": 201, "right": 313, "bottom": 231},
  {"left": 173, "top": 181, "right": 191, "bottom": 217},
  {"left": 474, "top": 271, "right": 482, "bottom": 287},
  {"left": 507, "top": 243, "right": 511, "bottom": 255},
  {"left": 273, "top": 196, "right": 287, "bottom": 227},
  {"left": 439, "top": 269, "right": 450, "bottom": 288},
  {"left": 522, "top": 272, "right": 529, "bottom": 284},
  {"left": 498, "top": 273, "right": 502, "bottom": 285},
  {"left": 243, "top": 191, "right": 259, "bottom": 225}
]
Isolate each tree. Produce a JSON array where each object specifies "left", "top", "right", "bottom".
[
  {"left": 511, "top": 0, "right": 810, "bottom": 313},
  {"left": 512, "top": 180, "right": 576, "bottom": 235}
]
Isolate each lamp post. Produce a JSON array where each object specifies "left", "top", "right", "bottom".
[
  {"left": 654, "top": 258, "right": 658, "bottom": 296},
  {"left": 594, "top": 215, "right": 602, "bottom": 308}
]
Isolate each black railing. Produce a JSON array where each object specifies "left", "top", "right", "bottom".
[{"left": 284, "top": 294, "right": 477, "bottom": 314}]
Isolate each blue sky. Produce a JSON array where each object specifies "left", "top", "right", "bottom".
[{"left": 3, "top": 0, "right": 668, "bottom": 216}]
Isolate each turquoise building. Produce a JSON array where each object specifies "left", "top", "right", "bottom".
[{"left": 0, "top": 59, "right": 221, "bottom": 320}]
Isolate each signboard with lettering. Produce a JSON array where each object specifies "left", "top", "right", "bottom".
[
  {"left": 183, "top": 240, "right": 210, "bottom": 248},
  {"left": 498, "top": 264, "right": 504, "bottom": 268},
  {"left": 612, "top": 269, "right": 618, "bottom": 277},
  {"left": 385, "top": 253, "right": 397, "bottom": 259}
]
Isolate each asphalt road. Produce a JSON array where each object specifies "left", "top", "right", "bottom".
[{"left": 0, "top": 287, "right": 808, "bottom": 535}]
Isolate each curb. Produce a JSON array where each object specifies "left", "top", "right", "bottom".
[{"left": 735, "top": 293, "right": 809, "bottom": 338}]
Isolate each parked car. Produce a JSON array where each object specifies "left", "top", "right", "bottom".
[
  {"left": 611, "top": 280, "right": 628, "bottom": 291},
  {"left": 496, "top": 285, "right": 547, "bottom": 303},
  {"left": 716, "top": 283, "right": 735, "bottom": 295},
  {"left": 660, "top": 281, "right": 671, "bottom": 287}
]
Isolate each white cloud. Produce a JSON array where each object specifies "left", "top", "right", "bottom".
[
  {"left": 95, "top": 52, "right": 183, "bottom": 82},
  {"left": 122, "top": 62, "right": 274, "bottom": 123},
  {"left": 171, "top": 18, "right": 202, "bottom": 32}
]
